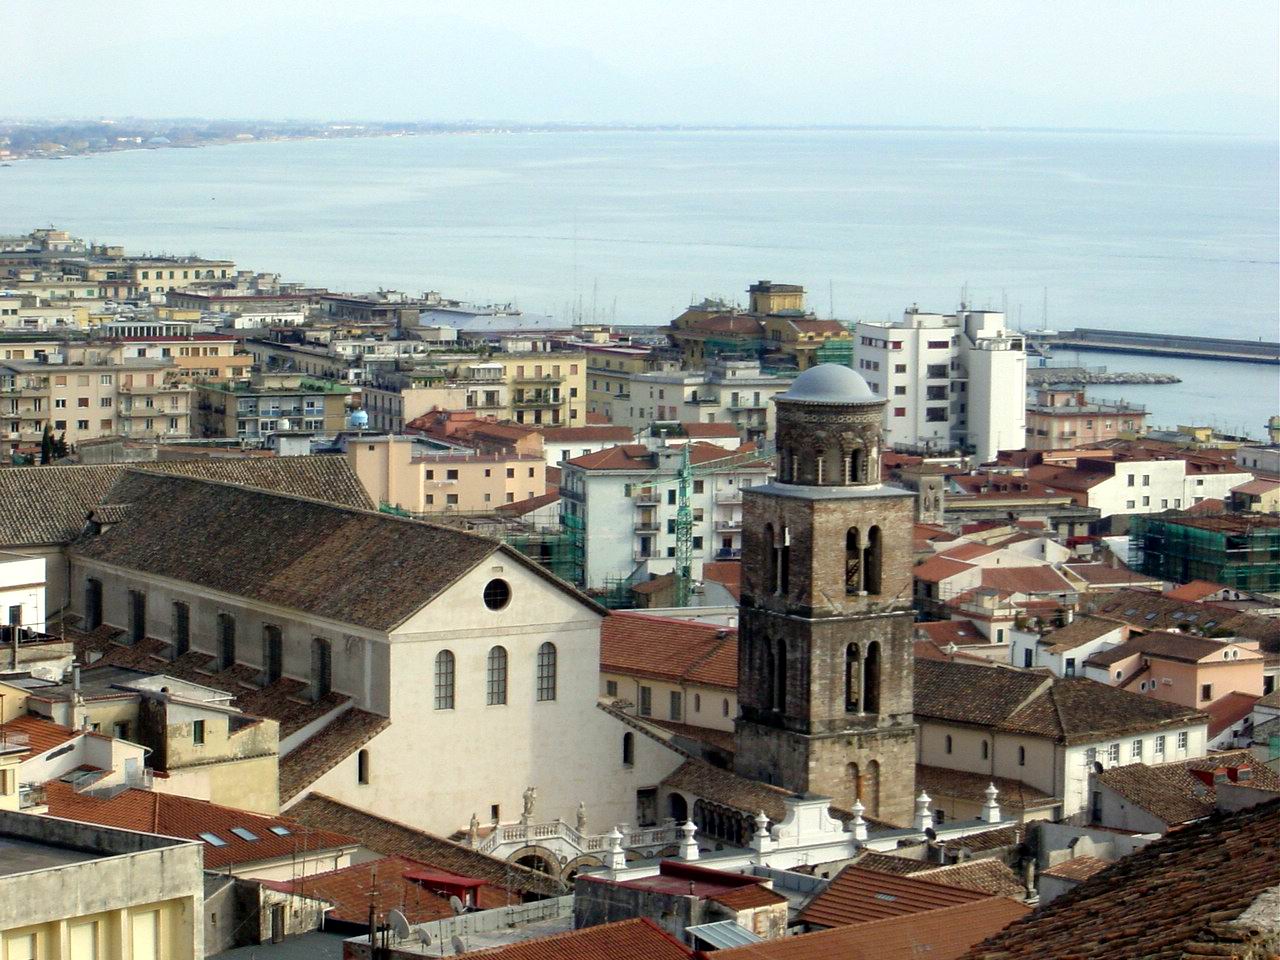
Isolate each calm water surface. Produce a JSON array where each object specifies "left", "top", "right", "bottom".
[{"left": 2, "top": 129, "right": 1275, "bottom": 430}]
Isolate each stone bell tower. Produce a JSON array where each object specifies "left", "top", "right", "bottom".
[{"left": 734, "top": 364, "right": 917, "bottom": 826}]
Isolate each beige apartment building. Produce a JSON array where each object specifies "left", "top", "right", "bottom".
[
  {"left": 583, "top": 344, "right": 656, "bottom": 422},
  {"left": 1026, "top": 387, "right": 1147, "bottom": 450},
  {"left": 348, "top": 435, "right": 547, "bottom": 513},
  {"left": 128, "top": 257, "right": 236, "bottom": 297},
  {"left": 434, "top": 352, "right": 587, "bottom": 426},
  {"left": 194, "top": 373, "right": 353, "bottom": 440},
  {"left": 1, "top": 357, "right": 192, "bottom": 451},
  {"left": 83, "top": 335, "right": 252, "bottom": 381}
]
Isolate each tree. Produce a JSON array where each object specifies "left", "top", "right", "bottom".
[
  {"left": 53, "top": 432, "right": 69, "bottom": 459},
  {"left": 40, "top": 425, "right": 54, "bottom": 465}
]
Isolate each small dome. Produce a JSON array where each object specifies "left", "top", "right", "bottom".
[{"left": 778, "top": 364, "right": 879, "bottom": 405}]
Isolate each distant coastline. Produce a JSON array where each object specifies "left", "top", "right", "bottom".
[{"left": 1, "top": 117, "right": 1266, "bottom": 164}]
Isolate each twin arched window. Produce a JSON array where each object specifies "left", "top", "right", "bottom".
[
  {"left": 845, "top": 641, "right": 881, "bottom": 714},
  {"left": 845, "top": 526, "right": 883, "bottom": 595}
]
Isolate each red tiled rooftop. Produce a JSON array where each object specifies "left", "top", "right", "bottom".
[
  {"left": 538, "top": 425, "right": 636, "bottom": 443},
  {"left": 915, "top": 620, "right": 986, "bottom": 645},
  {"left": 1205, "top": 691, "right": 1260, "bottom": 739},
  {"left": 702, "top": 560, "right": 742, "bottom": 601},
  {"left": 44, "top": 782, "right": 357, "bottom": 869},
  {"left": 913, "top": 556, "right": 977, "bottom": 584},
  {"left": 939, "top": 542, "right": 997, "bottom": 562},
  {"left": 980, "top": 565, "right": 1074, "bottom": 596},
  {"left": 450, "top": 917, "right": 691, "bottom": 959},
  {"left": 717, "top": 897, "right": 1029, "bottom": 960},
  {"left": 798, "top": 866, "right": 991, "bottom": 929},
  {"left": 601, "top": 613, "right": 737, "bottom": 689},
  {"left": 679, "top": 421, "right": 742, "bottom": 438},
  {"left": 0, "top": 714, "right": 79, "bottom": 760},
  {"left": 1166, "top": 579, "right": 1229, "bottom": 602}
]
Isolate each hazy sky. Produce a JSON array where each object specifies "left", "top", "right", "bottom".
[{"left": 6, "top": 1, "right": 1277, "bottom": 134}]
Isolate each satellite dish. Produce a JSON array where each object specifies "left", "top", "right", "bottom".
[
  {"left": 416, "top": 928, "right": 432, "bottom": 946},
  {"left": 449, "top": 895, "right": 465, "bottom": 914},
  {"left": 451, "top": 935, "right": 467, "bottom": 954},
  {"left": 387, "top": 909, "right": 412, "bottom": 941}
]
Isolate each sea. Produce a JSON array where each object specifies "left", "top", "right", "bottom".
[{"left": 1, "top": 128, "right": 1276, "bottom": 433}]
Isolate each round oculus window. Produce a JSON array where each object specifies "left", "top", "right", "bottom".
[{"left": 483, "top": 578, "right": 512, "bottom": 610}]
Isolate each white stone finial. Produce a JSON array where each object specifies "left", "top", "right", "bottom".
[
  {"left": 982, "top": 783, "right": 1002, "bottom": 823},
  {"left": 678, "top": 820, "right": 699, "bottom": 861},
  {"left": 605, "top": 826, "right": 626, "bottom": 872},
  {"left": 754, "top": 810, "right": 769, "bottom": 839},
  {"left": 849, "top": 799, "right": 868, "bottom": 842},
  {"left": 751, "top": 810, "right": 773, "bottom": 858},
  {"left": 915, "top": 791, "right": 934, "bottom": 832}
]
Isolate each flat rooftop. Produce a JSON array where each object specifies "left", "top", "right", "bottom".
[{"left": 0, "top": 834, "right": 99, "bottom": 878}]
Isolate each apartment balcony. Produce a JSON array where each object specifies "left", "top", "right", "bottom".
[
  {"left": 633, "top": 549, "right": 659, "bottom": 562},
  {"left": 715, "top": 490, "right": 743, "bottom": 505},
  {"left": 632, "top": 489, "right": 661, "bottom": 504},
  {"left": 513, "top": 396, "right": 561, "bottom": 408},
  {"left": 634, "top": 519, "right": 660, "bottom": 532},
  {"left": 514, "top": 373, "right": 565, "bottom": 384},
  {"left": 714, "top": 519, "right": 742, "bottom": 531},
  {"left": 715, "top": 547, "right": 742, "bottom": 559},
  {"left": 726, "top": 400, "right": 767, "bottom": 410},
  {"left": 688, "top": 395, "right": 719, "bottom": 405}
]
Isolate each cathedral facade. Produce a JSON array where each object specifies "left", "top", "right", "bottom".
[{"left": 735, "top": 364, "right": 917, "bottom": 825}]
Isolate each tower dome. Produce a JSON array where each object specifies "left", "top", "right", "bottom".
[{"left": 778, "top": 364, "right": 878, "bottom": 405}]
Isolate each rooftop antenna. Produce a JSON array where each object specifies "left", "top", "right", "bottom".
[
  {"left": 828, "top": 279, "right": 834, "bottom": 319},
  {"left": 1042, "top": 287, "right": 1049, "bottom": 328}
]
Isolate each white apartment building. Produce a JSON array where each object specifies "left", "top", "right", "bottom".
[
  {"left": 855, "top": 306, "right": 1026, "bottom": 462},
  {"left": 612, "top": 360, "right": 790, "bottom": 443},
  {"left": 560, "top": 442, "right": 772, "bottom": 589},
  {"left": 1029, "top": 456, "right": 1250, "bottom": 520}
]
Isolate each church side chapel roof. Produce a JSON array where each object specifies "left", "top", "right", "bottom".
[
  {"left": 71, "top": 470, "right": 583, "bottom": 632},
  {"left": 601, "top": 612, "right": 737, "bottom": 689},
  {"left": 279, "top": 709, "right": 390, "bottom": 803},
  {"left": 915, "top": 659, "right": 1206, "bottom": 745},
  {"left": 1093, "top": 750, "right": 1280, "bottom": 827},
  {"left": 0, "top": 456, "right": 372, "bottom": 546}
]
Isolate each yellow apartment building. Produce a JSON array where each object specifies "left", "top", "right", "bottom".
[{"left": 194, "top": 373, "right": 352, "bottom": 439}]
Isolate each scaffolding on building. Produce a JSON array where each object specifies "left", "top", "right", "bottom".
[{"left": 1130, "top": 514, "right": 1280, "bottom": 593}]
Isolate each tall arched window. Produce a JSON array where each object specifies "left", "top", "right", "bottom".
[
  {"left": 779, "top": 529, "right": 791, "bottom": 595},
  {"left": 763, "top": 524, "right": 777, "bottom": 596},
  {"left": 622, "top": 732, "right": 634, "bottom": 766},
  {"left": 981, "top": 740, "right": 990, "bottom": 760},
  {"left": 434, "top": 650, "right": 455, "bottom": 710},
  {"left": 785, "top": 448, "right": 796, "bottom": 482},
  {"left": 1018, "top": 745, "right": 1026, "bottom": 766},
  {"left": 846, "top": 528, "right": 862, "bottom": 594},
  {"left": 487, "top": 646, "right": 508, "bottom": 705},
  {"left": 945, "top": 734, "right": 953, "bottom": 754},
  {"left": 216, "top": 613, "right": 236, "bottom": 670},
  {"left": 171, "top": 601, "right": 190, "bottom": 657},
  {"left": 357, "top": 749, "right": 370, "bottom": 785},
  {"left": 772, "top": 638, "right": 788, "bottom": 712},
  {"left": 848, "top": 762, "right": 860, "bottom": 800},
  {"left": 536, "top": 642, "right": 557, "bottom": 701},
  {"left": 848, "top": 447, "right": 863, "bottom": 484},
  {"left": 844, "top": 643, "right": 861, "bottom": 712},
  {"left": 262, "top": 625, "right": 283, "bottom": 684},
  {"left": 311, "top": 638, "right": 332, "bottom": 699},
  {"left": 84, "top": 578, "right": 103, "bottom": 630},
  {"left": 864, "top": 526, "right": 883, "bottom": 595},
  {"left": 865, "top": 760, "right": 881, "bottom": 817},
  {"left": 863, "top": 641, "right": 881, "bottom": 715}
]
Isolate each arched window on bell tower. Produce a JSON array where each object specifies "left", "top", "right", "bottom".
[
  {"left": 815, "top": 453, "right": 825, "bottom": 484},
  {"left": 785, "top": 447, "right": 796, "bottom": 482},
  {"left": 863, "top": 641, "right": 881, "bottom": 714},
  {"left": 863, "top": 525, "right": 883, "bottom": 595},
  {"left": 772, "top": 638, "right": 788, "bottom": 712},
  {"left": 844, "top": 643, "right": 861, "bottom": 712},
  {"left": 847, "top": 762, "right": 860, "bottom": 799},
  {"left": 779, "top": 527, "right": 791, "bottom": 596},
  {"left": 845, "top": 527, "right": 862, "bottom": 594},
  {"left": 763, "top": 523, "right": 776, "bottom": 595},
  {"left": 848, "top": 447, "right": 863, "bottom": 484},
  {"left": 865, "top": 760, "right": 881, "bottom": 816}
]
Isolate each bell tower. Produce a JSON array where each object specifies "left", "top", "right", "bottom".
[{"left": 734, "top": 364, "right": 917, "bottom": 826}]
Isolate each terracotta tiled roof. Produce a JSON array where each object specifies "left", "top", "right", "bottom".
[
  {"left": 939, "top": 542, "right": 997, "bottom": 562},
  {"left": 444, "top": 917, "right": 692, "bottom": 959},
  {"left": 913, "top": 556, "right": 978, "bottom": 584},
  {"left": 1064, "top": 563, "right": 1159, "bottom": 587},
  {"left": 914, "top": 620, "right": 986, "bottom": 646},
  {"left": 284, "top": 794, "right": 564, "bottom": 897},
  {"left": 44, "top": 781, "right": 357, "bottom": 869},
  {"left": 584, "top": 411, "right": 610, "bottom": 424},
  {"left": 708, "top": 884, "right": 789, "bottom": 910},
  {"left": 715, "top": 897, "right": 1029, "bottom": 960},
  {"left": 1094, "top": 751, "right": 1280, "bottom": 826},
  {"left": 913, "top": 640, "right": 993, "bottom": 664},
  {"left": 1038, "top": 615, "right": 1124, "bottom": 653},
  {"left": 566, "top": 441, "right": 760, "bottom": 472},
  {"left": 494, "top": 489, "right": 561, "bottom": 517},
  {"left": 979, "top": 565, "right": 1075, "bottom": 596},
  {"left": 798, "top": 865, "right": 991, "bottom": 928},
  {"left": 70, "top": 471, "right": 549, "bottom": 633},
  {"left": 0, "top": 714, "right": 79, "bottom": 760},
  {"left": 1082, "top": 631, "right": 1234, "bottom": 667},
  {"left": 262, "top": 854, "right": 496, "bottom": 924},
  {"left": 644, "top": 719, "right": 737, "bottom": 755},
  {"left": 601, "top": 613, "right": 737, "bottom": 689},
  {"left": 1231, "top": 478, "right": 1280, "bottom": 495},
  {"left": 279, "top": 709, "right": 389, "bottom": 803},
  {"left": 914, "top": 860, "right": 1026, "bottom": 899},
  {"left": 1039, "top": 855, "right": 1111, "bottom": 882},
  {"left": 662, "top": 758, "right": 796, "bottom": 822},
  {"left": 0, "top": 457, "right": 372, "bottom": 546},
  {"left": 1084, "top": 589, "right": 1280, "bottom": 651},
  {"left": 687, "top": 315, "right": 765, "bottom": 336},
  {"left": 960, "top": 798, "right": 1280, "bottom": 959},
  {"left": 1205, "top": 692, "right": 1260, "bottom": 738},
  {"left": 848, "top": 851, "right": 931, "bottom": 876},
  {"left": 1166, "top": 579, "right": 1229, "bottom": 602},
  {"left": 538, "top": 425, "right": 635, "bottom": 444},
  {"left": 915, "top": 765, "right": 1058, "bottom": 813},
  {"left": 679, "top": 422, "right": 742, "bottom": 438},
  {"left": 913, "top": 660, "right": 1049, "bottom": 728},
  {"left": 915, "top": 660, "right": 1205, "bottom": 745}
]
